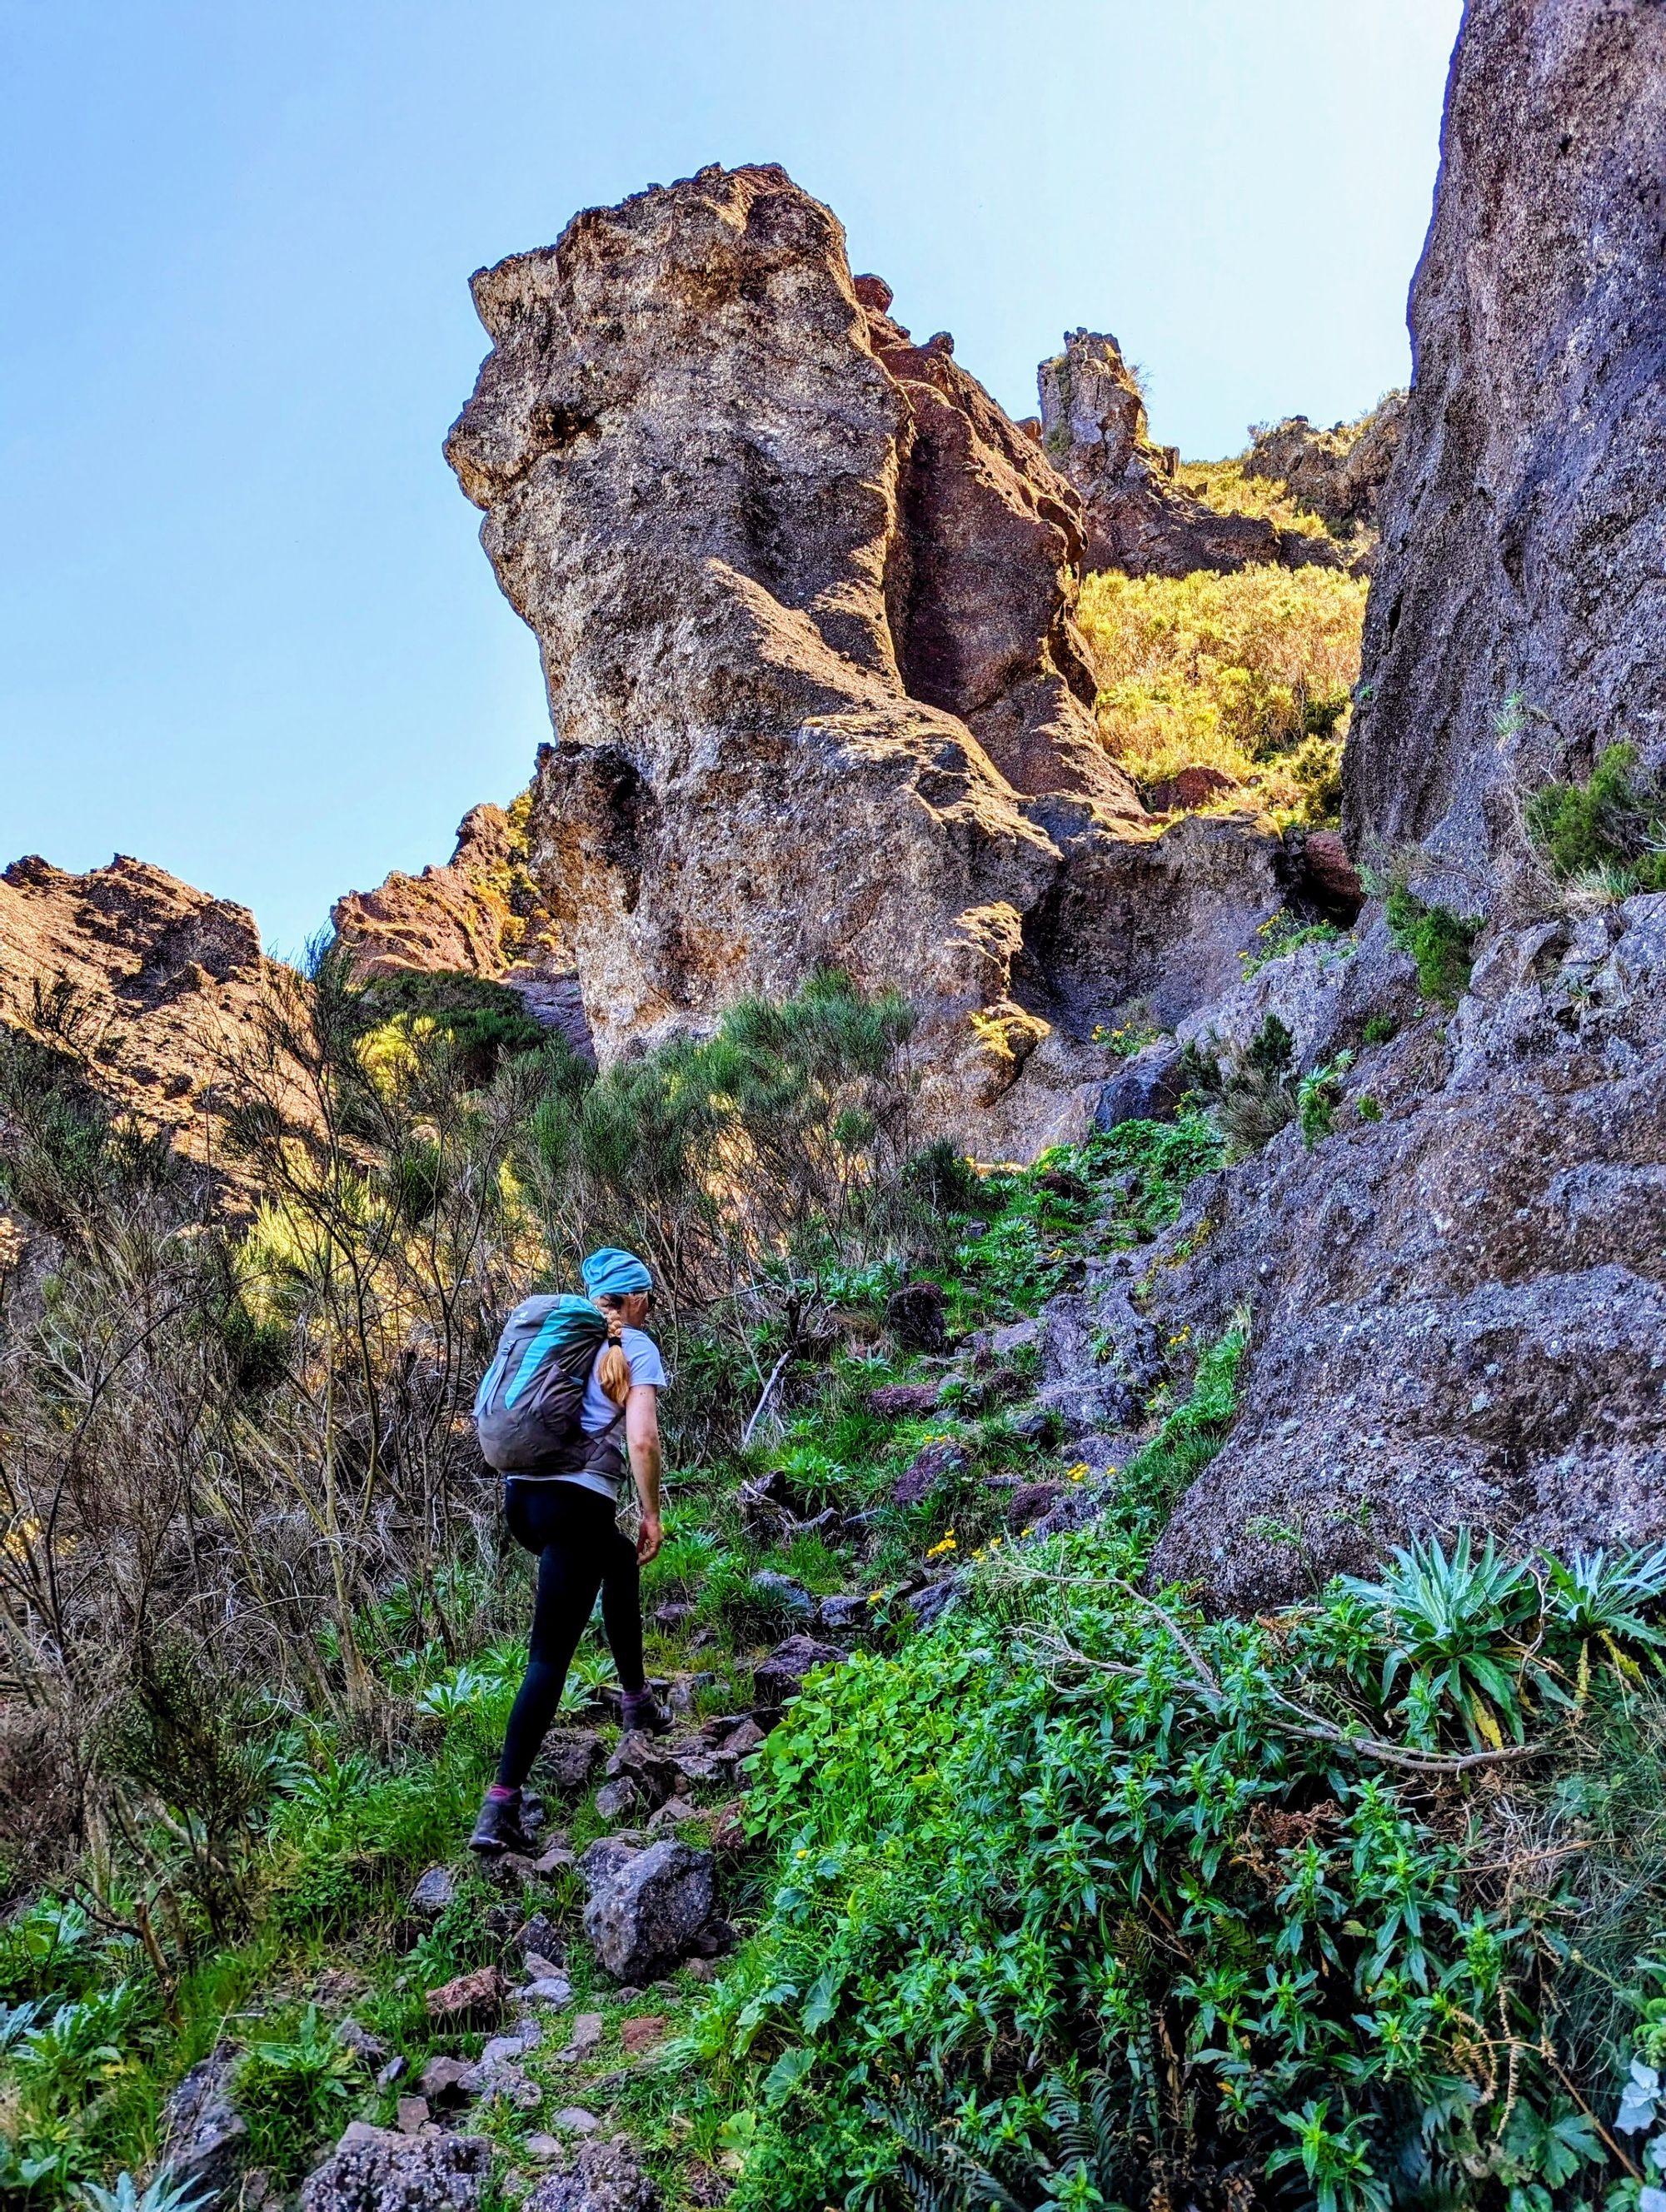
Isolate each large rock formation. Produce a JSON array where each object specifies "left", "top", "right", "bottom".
[
  {"left": 1243, "top": 397, "right": 1405, "bottom": 539},
  {"left": 0, "top": 854, "right": 279, "bottom": 1168},
  {"left": 332, "top": 801, "right": 593, "bottom": 1058},
  {"left": 1119, "top": 0, "right": 1666, "bottom": 1604},
  {"left": 1147, "top": 899, "right": 1666, "bottom": 1606},
  {"left": 1035, "top": 329, "right": 1344, "bottom": 578},
  {"left": 1344, "top": 0, "right": 1666, "bottom": 879},
  {"left": 446, "top": 164, "right": 1281, "bottom": 1149},
  {"left": 332, "top": 802, "right": 541, "bottom": 980}
]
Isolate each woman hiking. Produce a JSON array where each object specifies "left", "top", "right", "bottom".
[{"left": 469, "top": 1247, "right": 668, "bottom": 1856}]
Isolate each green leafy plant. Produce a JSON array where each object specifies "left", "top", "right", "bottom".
[
  {"left": 692, "top": 1517, "right": 1624, "bottom": 2212},
  {"left": 1241, "top": 911, "right": 1347, "bottom": 977},
  {"left": 1384, "top": 884, "right": 1481, "bottom": 1005},
  {"left": 235, "top": 2005, "right": 363, "bottom": 2178},
  {"left": 1543, "top": 1544, "right": 1666, "bottom": 1701},
  {"left": 1525, "top": 742, "right": 1666, "bottom": 894},
  {"left": 1297, "top": 1050, "right": 1354, "bottom": 1147},
  {"left": 1343, "top": 1530, "right": 1544, "bottom": 1749},
  {"left": 74, "top": 2170, "right": 212, "bottom": 2212}
]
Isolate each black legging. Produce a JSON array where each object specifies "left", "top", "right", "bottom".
[{"left": 496, "top": 1479, "right": 645, "bottom": 1789}]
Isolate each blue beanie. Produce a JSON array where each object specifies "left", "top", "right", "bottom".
[{"left": 581, "top": 1247, "right": 653, "bottom": 1297}]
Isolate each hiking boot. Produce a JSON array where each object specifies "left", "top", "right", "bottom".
[
  {"left": 469, "top": 1787, "right": 537, "bottom": 1856},
  {"left": 619, "top": 1688, "right": 670, "bottom": 1736}
]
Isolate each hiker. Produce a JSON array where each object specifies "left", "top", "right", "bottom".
[{"left": 468, "top": 1247, "right": 667, "bottom": 1856}]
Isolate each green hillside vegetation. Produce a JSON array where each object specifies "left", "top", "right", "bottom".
[
  {"left": 1, "top": 964, "right": 1664, "bottom": 2212},
  {"left": 1079, "top": 563, "right": 1367, "bottom": 827},
  {"left": 1176, "top": 456, "right": 1333, "bottom": 541}
]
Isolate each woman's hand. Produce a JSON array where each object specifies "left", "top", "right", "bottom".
[{"left": 636, "top": 1511, "right": 664, "bottom": 1564}]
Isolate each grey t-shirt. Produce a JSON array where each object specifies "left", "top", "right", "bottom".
[{"left": 559, "top": 1327, "right": 667, "bottom": 1506}]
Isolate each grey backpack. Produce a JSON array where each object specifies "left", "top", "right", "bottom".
[{"left": 472, "top": 1295, "right": 609, "bottom": 1475}]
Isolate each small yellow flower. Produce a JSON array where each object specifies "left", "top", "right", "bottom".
[{"left": 865, "top": 1590, "right": 885, "bottom": 1606}]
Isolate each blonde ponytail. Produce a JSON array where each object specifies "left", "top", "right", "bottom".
[{"left": 598, "top": 1309, "right": 633, "bottom": 1407}]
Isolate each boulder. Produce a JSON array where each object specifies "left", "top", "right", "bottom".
[
  {"left": 580, "top": 1839, "right": 714, "bottom": 1984},
  {"left": 577, "top": 1835, "right": 642, "bottom": 1891},
  {"left": 603, "top": 1733, "right": 681, "bottom": 1811},
  {"left": 417, "top": 2056, "right": 473, "bottom": 2109},
  {"left": 157, "top": 2045, "right": 249, "bottom": 2207},
  {"left": 425, "top": 1966, "right": 506, "bottom": 2026},
  {"left": 1005, "top": 1482, "right": 1062, "bottom": 1530},
  {"left": 747, "top": 1569, "right": 812, "bottom": 1619},
  {"left": 300, "top": 2126, "right": 492, "bottom": 2212},
  {"left": 515, "top": 1911, "right": 563, "bottom": 1966},
  {"left": 407, "top": 1865, "right": 457, "bottom": 1921},
  {"left": 1095, "top": 1039, "right": 1186, "bottom": 1132},
  {"left": 537, "top": 1731, "right": 603, "bottom": 1795},
  {"left": 1344, "top": 0, "right": 1666, "bottom": 887},
  {"left": 523, "top": 2136, "right": 659, "bottom": 2212},
  {"left": 592, "top": 1779, "right": 643, "bottom": 1824},
  {"left": 446, "top": 163, "right": 1286, "bottom": 1153},
  {"left": 890, "top": 1438, "right": 965, "bottom": 1507},
  {"left": 885, "top": 1279, "right": 947, "bottom": 1353},
  {"left": 754, "top": 1635, "right": 845, "bottom": 1707},
  {"left": 865, "top": 1382, "right": 942, "bottom": 1419}
]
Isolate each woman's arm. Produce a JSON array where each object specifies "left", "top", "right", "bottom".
[{"left": 625, "top": 1384, "right": 663, "bottom": 1562}]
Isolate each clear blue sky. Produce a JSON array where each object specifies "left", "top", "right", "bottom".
[{"left": 1, "top": 0, "right": 1462, "bottom": 958}]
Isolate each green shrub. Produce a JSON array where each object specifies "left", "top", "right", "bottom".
[
  {"left": 1384, "top": 885, "right": 1481, "bottom": 1005},
  {"left": 352, "top": 969, "right": 549, "bottom": 1084},
  {"left": 1183, "top": 1015, "right": 1299, "bottom": 1161},
  {"left": 1525, "top": 742, "right": 1666, "bottom": 892},
  {"left": 1241, "top": 911, "right": 1348, "bottom": 978},
  {"left": 1297, "top": 1050, "right": 1354, "bottom": 1148},
  {"left": 1077, "top": 564, "right": 1366, "bottom": 829},
  {"left": 695, "top": 1518, "right": 1666, "bottom": 2211}
]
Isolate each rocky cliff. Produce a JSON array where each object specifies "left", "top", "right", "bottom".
[
  {"left": 1344, "top": 0, "right": 1666, "bottom": 881},
  {"left": 1035, "top": 328, "right": 1347, "bottom": 577},
  {"left": 446, "top": 163, "right": 1282, "bottom": 1149},
  {"left": 332, "top": 802, "right": 541, "bottom": 981},
  {"left": 332, "top": 800, "right": 594, "bottom": 1059},
  {"left": 0, "top": 854, "right": 278, "bottom": 1173},
  {"left": 1104, "top": 0, "right": 1666, "bottom": 1604},
  {"left": 1243, "top": 396, "right": 1405, "bottom": 541}
]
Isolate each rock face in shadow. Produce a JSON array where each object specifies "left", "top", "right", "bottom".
[
  {"left": 0, "top": 853, "right": 278, "bottom": 1168},
  {"left": 1148, "top": 900, "right": 1666, "bottom": 1607},
  {"left": 446, "top": 163, "right": 1281, "bottom": 1150},
  {"left": 1344, "top": 0, "right": 1666, "bottom": 879},
  {"left": 1035, "top": 328, "right": 1343, "bottom": 579}
]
